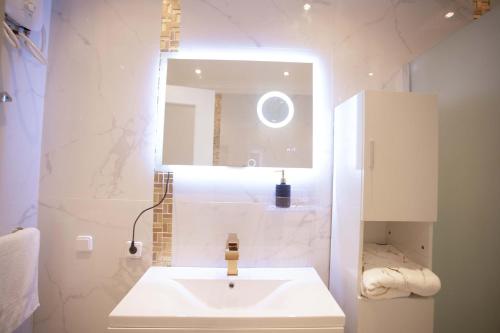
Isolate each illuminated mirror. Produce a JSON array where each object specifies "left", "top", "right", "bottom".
[{"left": 161, "top": 58, "right": 312, "bottom": 168}]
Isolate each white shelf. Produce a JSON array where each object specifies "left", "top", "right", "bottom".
[
  {"left": 362, "top": 221, "right": 433, "bottom": 268},
  {"left": 264, "top": 204, "right": 315, "bottom": 212},
  {"left": 357, "top": 294, "right": 433, "bottom": 302}
]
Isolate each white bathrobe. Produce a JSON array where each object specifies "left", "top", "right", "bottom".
[{"left": 361, "top": 243, "right": 441, "bottom": 300}]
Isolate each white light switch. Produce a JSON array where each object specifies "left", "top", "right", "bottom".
[{"left": 76, "top": 235, "right": 93, "bottom": 252}]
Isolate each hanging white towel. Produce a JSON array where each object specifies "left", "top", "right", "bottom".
[
  {"left": 0, "top": 228, "right": 40, "bottom": 333},
  {"left": 361, "top": 243, "right": 441, "bottom": 300}
]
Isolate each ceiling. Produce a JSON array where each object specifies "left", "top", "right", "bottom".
[{"left": 167, "top": 58, "right": 313, "bottom": 95}]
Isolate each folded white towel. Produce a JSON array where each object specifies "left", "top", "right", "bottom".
[
  {"left": 0, "top": 228, "right": 40, "bottom": 333},
  {"left": 361, "top": 243, "right": 441, "bottom": 300}
]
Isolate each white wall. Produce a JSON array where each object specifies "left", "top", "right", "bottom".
[
  {"left": 0, "top": 1, "right": 52, "bottom": 332},
  {"left": 0, "top": 0, "right": 51, "bottom": 236},
  {"left": 164, "top": 103, "right": 196, "bottom": 165},
  {"left": 35, "top": 1, "right": 161, "bottom": 332},
  {"left": 410, "top": 7, "right": 500, "bottom": 332},
  {"left": 164, "top": 84, "right": 214, "bottom": 165}
]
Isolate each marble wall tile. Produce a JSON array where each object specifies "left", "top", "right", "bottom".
[
  {"left": 180, "top": 0, "right": 473, "bottom": 103},
  {"left": 35, "top": 198, "right": 152, "bottom": 333},
  {"left": 39, "top": 0, "right": 160, "bottom": 201},
  {"left": 172, "top": 200, "right": 331, "bottom": 280},
  {"left": 36, "top": 1, "right": 162, "bottom": 332}
]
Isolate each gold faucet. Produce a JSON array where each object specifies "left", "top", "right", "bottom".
[{"left": 225, "top": 233, "right": 239, "bottom": 276}]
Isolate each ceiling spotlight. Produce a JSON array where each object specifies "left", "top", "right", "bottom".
[
  {"left": 283, "top": 71, "right": 290, "bottom": 77},
  {"left": 368, "top": 72, "right": 374, "bottom": 77},
  {"left": 303, "top": 3, "right": 311, "bottom": 11},
  {"left": 195, "top": 68, "right": 202, "bottom": 75},
  {"left": 444, "top": 11, "right": 455, "bottom": 19}
]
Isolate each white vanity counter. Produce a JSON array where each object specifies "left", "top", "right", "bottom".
[{"left": 109, "top": 267, "right": 345, "bottom": 332}]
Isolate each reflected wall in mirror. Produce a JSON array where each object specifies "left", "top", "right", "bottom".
[{"left": 162, "top": 58, "right": 312, "bottom": 168}]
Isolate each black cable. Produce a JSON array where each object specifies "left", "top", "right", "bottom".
[{"left": 129, "top": 172, "right": 172, "bottom": 254}]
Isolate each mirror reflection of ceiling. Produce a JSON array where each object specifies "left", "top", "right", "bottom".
[
  {"left": 179, "top": 0, "right": 480, "bottom": 104},
  {"left": 167, "top": 59, "right": 312, "bottom": 95}
]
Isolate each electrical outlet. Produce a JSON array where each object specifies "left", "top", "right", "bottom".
[{"left": 126, "top": 241, "right": 143, "bottom": 259}]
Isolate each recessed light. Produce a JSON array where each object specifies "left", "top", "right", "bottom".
[
  {"left": 444, "top": 11, "right": 455, "bottom": 19},
  {"left": 195, "top": 68, "right": 202, "bottom": 75},
  {"left": 283, "top": 71, "right": 290, "bottom": 77},
  {"left": 368, "top": 72, "right": 374, "bottom": 77},
  {"left": 303, "top": 3, "right": 311, "bottom": 11}
]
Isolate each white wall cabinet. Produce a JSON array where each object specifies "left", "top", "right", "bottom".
[
  {"left": 362, "top": 91, "right": 438, "bottom": 222},
  {"left": 330, "top": 91, "right": 438, "bottom": 333}
]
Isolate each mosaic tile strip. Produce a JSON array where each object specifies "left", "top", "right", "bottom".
[
  {"left": 160, "top": 0, "right": 181, "bottom": 51},
  {"left": 152, "top": 171, "right": 173, "bottom": 266},
  {"left": 213, "top": 94, "right": 222, "bottom": 165},
  {"left": 473, "top": 0, "right": 490, "bottom": 19}
]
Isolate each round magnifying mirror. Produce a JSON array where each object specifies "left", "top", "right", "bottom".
[{"left": 257, "top": 91, "right": 294, "bottom": 128}]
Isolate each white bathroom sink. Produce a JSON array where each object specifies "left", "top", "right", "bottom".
[{"left": 109, "top": 267, "right": 345, "bottom": 331}]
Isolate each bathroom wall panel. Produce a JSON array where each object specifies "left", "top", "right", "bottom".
[
  {"left": 36, "top": 197, "right": 153, "bottom": 333},
  {"left": 410, "top": 7, "right": 500, "bottom": 332},
  {"left": 0, "top": 1, "right": 53, "bottom": 330},
  {"left": 0, "top": 0, "right": 52, "bottom": 237},
  {"left": 36, "top": 1, "right": 161, "bottom": 332},
  {"left": 172, "top": 198, "right": 332, "bottom": 280}
]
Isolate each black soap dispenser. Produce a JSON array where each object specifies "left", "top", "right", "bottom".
[{"left": 275, "top": 170, "right": 291, "bottom": 208}]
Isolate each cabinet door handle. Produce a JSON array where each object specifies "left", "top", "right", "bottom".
[{"left": 369, "top": 140, "right": 375, "bottom": 170}]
